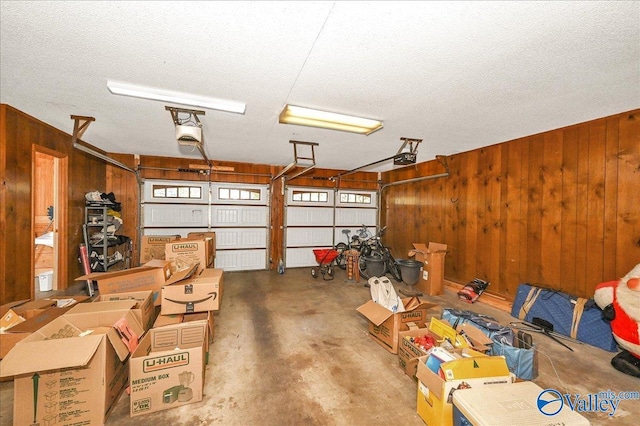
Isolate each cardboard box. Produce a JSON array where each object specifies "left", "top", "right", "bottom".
[
  {"left": 140, "top": 235, "right": 181, "bottom": 263},
  {"left": 356, "top": 297, "right": 438, "bottom": 354},
  {"left": 93, "top": 290, "right": 156, "bottom": 331},
  {"left": 409, "top": 242, "right": 448, "bottom": 295},
  {"left": 161, "top": 268, "right": 223, "bottom": 315},
  {"left": 397, "top": 325, "right": 440, "bottom": 380},
  {"left": 0, "top": 296, "right": 89, "bottom": 359},
  {"left": 0, "top": 302, "right": 144, "bottom": 425},
  {"left": 165, "top": 238, "right": 215, "bottom": 273},
  {"left": 415, "top": 351, "right": 513, "bottom": 426},
  {"left": 187, "top": 232, "right": 216, "bottom": 258},
  {"left": 129, "top": 319, "right": 208, "bottom": 416},
  {"left": 154, "top": 311, "right": 215, "bottom": 344},
  {"left": 76, "top": 260, "right": 198, "bottom": 306}
]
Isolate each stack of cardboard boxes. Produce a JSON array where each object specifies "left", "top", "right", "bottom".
[{"left": 0, "top": 233, "right": 222, "bottom": 424}]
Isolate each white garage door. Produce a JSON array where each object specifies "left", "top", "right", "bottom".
[
  {"left": 142, "top": 179, "right": 269, "bottom": 271},
  {"left": 284, "top": 186, "right": 378, "bottom": 268}
]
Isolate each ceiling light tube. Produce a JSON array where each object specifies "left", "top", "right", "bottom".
[
  {"left": 107, "top": 80, "right": 246, "bottom": 114},
  {"left": 279, "top": 105, "right": 383, "bottom": 135}
]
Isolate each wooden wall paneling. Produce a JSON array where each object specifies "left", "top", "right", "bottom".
[
  {"left": 560, "top": 125, "right": 580, "bottom": 296},
  {"left": 463, "top": 150, "right": 479, "bottom": 283},
  {"left": 526, "top": 134, "right": 545, "bottom": 284},
  {"left": 270, "top": 172, "right": 284, "bottom": 271},
  {"left": 540, "top": 131, "right": 563, "bottom": 289},
  {"left": 516, "top": 137, "right": 531, "bottom": 292},
  {"left": 446, "top": 155, "right": 461, "bottom": 279},
  {"left": 584, "top": 119, "right": 607, "bottom": 295},
  {"left": 573, "top": 124, "right": 591, "bottom": 295},
  {"left": 616, "top": 112, "right": 640, "bottom": 279},
  {"left": 106, "top": 153, "right": 139, "bottom": 268},
  {"left": 475, "top": 148, "right": 489, "bottom": 282},
  {"left": 488, "top": 145, "right": 503, "bottom": 294},
  {"left": 603, "top": 116, "right": 619, "bottom": 282},
  {"left": 502, "top": 138, "right": 524, "bottom": 298}
]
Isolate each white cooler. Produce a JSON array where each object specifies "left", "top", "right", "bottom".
[{"left": 452, "top": 381, "right": 590, "bottom": 426}]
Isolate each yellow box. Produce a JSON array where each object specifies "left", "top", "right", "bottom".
[{"left": 415, "top": 351, "right": 513, "bottom": 426}]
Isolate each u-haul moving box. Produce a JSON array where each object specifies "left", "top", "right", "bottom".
[
  {"left": 0, "top": 302, "right": 144, "bottom": 425},
  {"left": 129, "top": 319, "right": 208, "bottom": 416},
  {"left": 356, "top": 297, "right": 438, "bottom": 354},
  {"left": 165, "top": 238, "right": 214, "bottom": 273},
  {"left": 140, "top": 235, "right": 181, "bottom": 263}
]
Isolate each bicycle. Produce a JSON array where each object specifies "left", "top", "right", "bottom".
[
  {"left": 359, "top": 226, "right": 402, "bottom": 282},
  {"left": 334, "top": 224, "right": 372, "bottom": 270}
]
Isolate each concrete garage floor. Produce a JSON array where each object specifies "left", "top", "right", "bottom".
[{"left": 1, "top": 267, "right": 639, "bottom": 425}]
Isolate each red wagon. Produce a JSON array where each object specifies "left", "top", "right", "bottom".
[{"left": 311, "top": 248, "right": 339, "bottom": 280}]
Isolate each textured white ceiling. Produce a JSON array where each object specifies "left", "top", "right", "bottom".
[{"left": 1, "top": 1, "right": 639, "bottom": 172}]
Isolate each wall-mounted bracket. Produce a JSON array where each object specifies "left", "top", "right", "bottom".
[{"left": 272, "top": 140, "right": 319, "bottom": 182}]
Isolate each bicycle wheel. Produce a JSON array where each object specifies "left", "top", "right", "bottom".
[
  {"left": 385, "top": 251, "right": 402, "bottom": 282},
  {"left": 334, "top": 242, "right": 348, "bottom": 270}
]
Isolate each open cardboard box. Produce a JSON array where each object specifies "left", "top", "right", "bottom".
[
  {"left": 409, "top": 242, "right": 448, "bottom": 295},
  {"left": 0, "top": 296, "right": 89, "bottom": 359},
  {"left": 129, "top": 315, "right": 209, "bottom": 417},
  {"left": 93, "top": 290, "right": 156, "bottom": 331},
  {"left": 357, "top": 297, "right": 439, "bottom": 354},
  {"left": 0, "top": 301, "right": 144, "bottom": 425},
  {"left": 415, "top": 349, "right": 514, "bottom": 426},
  {"left": 161, "top": 268, "right": 223, "bottom": 315},
  {"left": 76, "top": 259, "right": 198, "bottom": 306}
]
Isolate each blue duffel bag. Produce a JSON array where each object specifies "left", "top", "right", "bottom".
[
  {"left": 442, "top": 308, "right": 538, "bottom": 380},
  {"left": 511, "top": 283, "right": 617, "bottom": 352}
]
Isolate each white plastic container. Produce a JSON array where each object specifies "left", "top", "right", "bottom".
[
  {"left": 38, "top": 270, "right": 54, "bottom": 291},
  {"left": 452, "top": 381, "right": 590, "bottom": 426}
]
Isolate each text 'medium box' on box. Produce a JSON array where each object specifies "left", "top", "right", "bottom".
[
  {"left": 161, "top": 268, "right": 223, "bottom": 315},
  {"left": 0, "top": 301, "right": 144, "bottom": 425},
  {"left": 356, "top": 297, "right": 439, "bottom": 354},
  {"left": 129, "top": 318, "right": 209, "bottom": 417},
  {"left": 76, "top": 259, "right": 198, "bottom": 306}
]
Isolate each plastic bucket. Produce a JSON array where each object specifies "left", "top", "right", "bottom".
[
  {"left": 363, "top": 256, "right": 386, "bottom": 277},
  {"left": 396, "top": 259, "right": 421, "bottom": 286}
]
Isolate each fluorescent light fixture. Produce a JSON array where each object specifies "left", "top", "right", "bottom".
[
  {"left": 279, "top": 105, "right": 383, "bottom": 135},
  {"left": 107, "top": 80, "right": 246, "bottom": 114}
]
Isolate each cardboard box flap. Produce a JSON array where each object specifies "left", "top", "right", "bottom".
[
  {"left": 164, "top": 263, "right": 200, "bottom": 285},
  {"left": 66, "top": 300, "right": 137, "bottom": 314},
  {"left": 4, "top": 307, "right": 70, "bottom": 334},
  {"left": 410, "top": 242, "right": 448, "bottom": 255},
  {"left": 0, "top": 335, "right": 103, "bottom": 377},
  {"left": 356, "top": 300, "right": 394, "bottom": 326},
  {"left": 75, "top": 266, "right": 160, "bottom": 282},
  {"left": 105, "top": 327, "right": 134, "bottom": 362},
  {"left": 440, "top": 356, "right": 510, "bottom": 381}
]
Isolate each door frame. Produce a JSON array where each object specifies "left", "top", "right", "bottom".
[{"left": 32, "top": 145, "right": 68, "bottom": 296}]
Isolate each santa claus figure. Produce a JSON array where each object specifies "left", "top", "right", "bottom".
[{"left": 594, "top": 263, "right": 640, "bottom": 377}]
